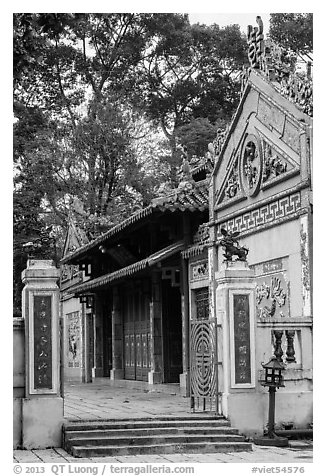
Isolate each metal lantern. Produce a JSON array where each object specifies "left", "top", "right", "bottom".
[
  {"left": 262, "top": 356, "right": 285, "bottom": 388},
  {"left": 254, "top": 356, "right": 288, "bottom": 447}
]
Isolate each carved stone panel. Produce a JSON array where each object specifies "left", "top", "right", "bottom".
[
  {"left": 300, "top": 216, "right": 311, "bottom": 317},
  {"left": 33, "top": 296, "right": 53, "bottom": 389},
  {"left": 262, "top": 142, "right": 289, "bottom": 182},
  {"left": 190, "top": 260, "right": 209, "bottom": 282},
  {"left": 257, "top": 97, "right": 285, "bottom": 134},
  {"left": 282, "top": 118, "right": 300, "bottom": 154},
  {"left": 220, "top": 155, "right": 241, "bottom": 204},
  {"left": 253, "top": 258, "right": 290, "bottom": 322},
  {"left": 67, "top": 311, "right": 82, "bottom": 368},
  {"left": 232, "top": 294, "right": 252, "bottom": 385}
]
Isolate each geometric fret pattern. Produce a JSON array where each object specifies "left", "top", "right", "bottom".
[
  {"left": 217, "top": 192, "right": 301, "bottom": 236},
  {"left": 190, "top": 319, "right": 218, "bottom": 413}
]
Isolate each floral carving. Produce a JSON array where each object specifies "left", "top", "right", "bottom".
[
  {"left": 300, "top": 225, "right": 310, "bottom": 292},
  {"left": 208, "top": 128, "right": 226, "bottom": 158},
  {"left": 225, "top": 158, "right": 240, "bottom": 199},
  {"left": 256, "top": 276, "right": 287, "bottom": 319},
  {"left": 192, "top": 261, "right": 209, "bottom": 281},
  {"left": 280, "top": 72, "right": 313, "bottom": 116},
  {"left": 241, "top": 138, "right": 262, "bottom": 196},
  {"left": 263, "top": 143, "right": 288, "bottom": 182},
  {"left": 256, "top": 282, "right": 270, "bottom": 304}
]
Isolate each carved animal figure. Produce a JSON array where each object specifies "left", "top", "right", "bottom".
[{"left": 219, "top": 228, "right": 249, "bottom": 262}]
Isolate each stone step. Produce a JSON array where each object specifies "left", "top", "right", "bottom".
[
  {"left": 66, "top": 433, "right": 246, "bottom": 449},
  {"left": 65, "top": 426, "right": 240, "bottom": 439},
  {"left": 63, "top": 416, "right": 252, "bottom": 457},
  {"left": 64, "top": 418, "right": 230, "bottom": 432},
  {"left": 70, "top": 441, "right": 252, "bottom": 458}
]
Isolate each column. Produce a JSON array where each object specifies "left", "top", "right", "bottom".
[
  {"left": 180, "top": 212, "right": 191, "bottom": 396},
  {"left": 21, "top": 259, "right": 63, "bottom": 449},
  {"left": 148, "top": 269, "right": 163, "bottom": 384},
  {"left": 215, "top": 260, "right": 259, "bottom": 431},
  {"left": 110, "top": 287, "right": 124, "bottom": 380},
  {"left": 180, "top": 255, "right": 190, "bottom": 396}
]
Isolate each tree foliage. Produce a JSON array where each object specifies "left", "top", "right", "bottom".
[
  {"left": 131, "top": 21, "right": 247, "bottom": 182},
  {"left": 13, "top": 13, "right": 248, "bottom": 313},
  {"left": 269, "top": 13, "right": 313, "bottom": 58}
]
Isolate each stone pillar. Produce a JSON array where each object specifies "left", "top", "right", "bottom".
[
  {"left": 179, "top": 256, "right": 190, "bottom": 396},
  {"left": 110, "top": 287, "right": 124, "bottom": 380},
  {"left": 148, "top": 270, "right": 163, "bottom": 384},
  {"left": 215, "top": 260, "right": 260, "bottom": 431},
  {"left": 180, "top": 212, "right": 191, "bottom": 396},
  {"left": 21, "top": 260, "right": 63, "bottom": 449}
]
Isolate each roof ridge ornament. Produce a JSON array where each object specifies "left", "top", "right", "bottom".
[
  {"left": 247, "top": 15, "right": 264, "bottom": 70},
  {"left": 208, "top": 128, "right": 227, "bottom": 160},
  {"left": 243, "top": 16, "right": 313, "bottom": 117},
  {"left": 177, "top": 150, "right": 196, "bottom": 191}
]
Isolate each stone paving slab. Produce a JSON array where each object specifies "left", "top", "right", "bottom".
[
  {"left": 13, "top": 446, "right": 313, "bottom": 464},
  {"left": 64, "top": 381, "right": 191, "bottom": 421},
  {"left": 12, "top": 381, "right": 313, "bottom": 464}
]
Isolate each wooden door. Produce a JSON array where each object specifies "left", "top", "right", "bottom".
[
  {"left": 162, "top": 280, "right": 183, "bottom": 383},
  {"left": 123, "top": 284, "right": 151, "bottom": 381}
]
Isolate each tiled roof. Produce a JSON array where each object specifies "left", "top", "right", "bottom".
[
  {"left": 68, "top": 241, "right": 185, "bottom": 294},
  {"left": 61, "top": 180, "right": 208, "bottom": 264},
  {"left": 151, "top": 179, "right": 208, "bottom": 212}
]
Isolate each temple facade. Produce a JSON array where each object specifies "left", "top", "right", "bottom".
[
  {"left": 60, "top": 159, "right": 211, "bottom": 395},
  {"left": 203, "top": 19, "right": 312, "bottom": 432},
  {"left": 60, "top": 17, "right": 312, "bottom": 434}
]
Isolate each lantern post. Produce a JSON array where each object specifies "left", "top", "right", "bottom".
[{"left": 254, "top": 357, "right": 288, "bottom": 447}]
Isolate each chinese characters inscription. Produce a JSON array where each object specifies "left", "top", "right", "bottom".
[
  {"left": 233, "top": 294, "right": 251, "bottom": 384},
  {"left": 34, "top": 295, "right": 52, "bottom": 389}
]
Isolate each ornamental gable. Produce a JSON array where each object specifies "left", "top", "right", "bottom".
[{"left": 211, "top": 72, "right": 312, "bottom": 233}]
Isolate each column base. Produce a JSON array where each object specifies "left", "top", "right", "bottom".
[
  {"left": 22, "top": 397, "right": 64, "bottom": 449},
  {"left": 92, "top": 367, "right": 103, "bottom": 378},
  {"left": 179, "top": 372, "right": 190, "bottom": 397},
  {"left": 110, "top": 369, "right": 124, "bottom": 380},
  {"left": 148, "top": 371, "right": 163, "bottom": 384}
]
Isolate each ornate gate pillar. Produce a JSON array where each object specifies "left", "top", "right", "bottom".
[
  {"left": 215, "top": 260, "right": 259, "bottom": 427},
  {"left": 110, "top": 287, "right": 124, "bottom": 380},
  {"left": 21, "top": 259, "right": 63, "bottom": 449},
  {"left": 148, "top": 269, "right": 163, "bottom": 384}
]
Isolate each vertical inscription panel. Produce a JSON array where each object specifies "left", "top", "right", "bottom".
[
  {"left": 33, "top": 295, "right": 52, "bottom": 389},
  {"left": 28, "top": 291, "right": 59, "bottom": 395},
  {"left": 233, "top": 295, "right": 251, "bottom": 385},
  {"left": 229, "top": 291, "right": 256, "bottom": 388}
]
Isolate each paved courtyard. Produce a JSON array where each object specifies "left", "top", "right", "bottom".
[
  {"left": 63, "top": 379, "right": 190, "bottom": 420},
  {"left": 13, "top": 379, "right": 313, "bottom": 464}
]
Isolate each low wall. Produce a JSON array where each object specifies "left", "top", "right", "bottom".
[{"left": 13, "top": 317, "right": 25, "bottom": 449}]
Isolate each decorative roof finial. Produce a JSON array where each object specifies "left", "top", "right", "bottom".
[
  {"left": 177, "top": 154, "right": 195, "bottom": 191},
  {"left": 247, "top": 16, "right": 264, "bottom": 69}
]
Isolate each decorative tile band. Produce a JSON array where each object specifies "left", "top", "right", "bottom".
[{"left": 217, "top": 192, "right": 301, "bottom": 236}]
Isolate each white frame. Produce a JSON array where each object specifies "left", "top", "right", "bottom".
[{"left": 229, "top": 289, "right": 256, "bottom": 388}]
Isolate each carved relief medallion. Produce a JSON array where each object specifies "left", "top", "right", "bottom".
[{"left": 240, "top": 135, "right": 262, "bottom": 197}]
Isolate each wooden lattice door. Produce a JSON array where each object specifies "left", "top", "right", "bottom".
[{"left": 123, "top": 285, "right": 151, "bottom": 381}]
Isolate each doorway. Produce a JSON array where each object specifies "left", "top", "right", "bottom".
[{"left": 162, "top": 279, "right": 183, "bottom": 383}]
